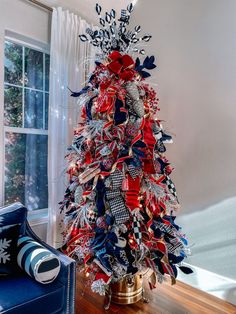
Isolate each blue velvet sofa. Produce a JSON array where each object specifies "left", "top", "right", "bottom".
[{"left": 0, "top": 204, "right": 76, "bottom": 314}]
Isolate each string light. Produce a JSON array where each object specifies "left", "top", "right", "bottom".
[{"left": 69, "top": 162, "right": 76, "bottom": 169}]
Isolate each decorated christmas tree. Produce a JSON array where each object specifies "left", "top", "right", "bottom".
[{"left": 60, "top": 2, "right": 192, "bottom": 304}]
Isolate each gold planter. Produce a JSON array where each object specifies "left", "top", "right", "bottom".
[{"left": 110, "top": 273, "right": 143, "bottom": 305}]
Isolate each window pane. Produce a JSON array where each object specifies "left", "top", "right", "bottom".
[
  {"left": 45, "top": 93, "right": 49, "bottom": 130},
  {"left": 4, "top": 41, "right": 23, "bottom": 85},
  {"left": 25, "top": 48, "right": 43, "bottom": 90},
  {"left": 45, "top": 54, "right": 50, "bottom": 92},
  {"left": 5, "top": 132, "right": 48, "bottom": 210},
  {"left": 24, "top": 89, "right": 43, "bottom": 129},
  {"left": 4, "top": 85, "right": 23, "bottom": 127}
]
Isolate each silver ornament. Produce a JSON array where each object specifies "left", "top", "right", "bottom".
[
  {"left": 133, "top": 99, "right": 144, "bottom": 117},
  {"left": 125, "top": 82, "right": 139, "bottom": 99},
  {"left": 125, "top": 82, "right": 144, "bottom": 117}
]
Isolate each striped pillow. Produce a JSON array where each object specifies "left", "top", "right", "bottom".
[{"left": 17, "top": 236, "right": 61, "bottom": 284}]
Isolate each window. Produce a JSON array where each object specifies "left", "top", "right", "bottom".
[{"left": 3, "top": 38, "right": 49, "bottom": 211}]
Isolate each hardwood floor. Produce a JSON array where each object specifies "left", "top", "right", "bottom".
[{"left": 76, "top": 272, "right": 236, "bottom": 314}]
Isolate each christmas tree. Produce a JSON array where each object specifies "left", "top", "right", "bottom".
[{"left": 60, "top": 3, "right": 192, "bottom": 298}]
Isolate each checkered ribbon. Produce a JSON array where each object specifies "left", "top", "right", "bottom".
[
  {"left": 166, "top": 238, "right": 184, "bottom": 254},
  {"left": 87, "top": 210, "right": 97, "bottom": 224},
  {"left": 106, "top": 190, "right": 120, "bottom": 200},
  {"left": 132, "top": 214, "right": 142, "bottom": 247},
  {"left": 164, "top": 175, "right": 178, "bottom": 202},
  {"left": 109, "top": 170, "right": 124, "bottom": 189},
  {"left": 156, "top": 222, "right": 174, "bottom": 235},
  {"left": 127, "top": 165, "right": 142, "bottom": 179},
  {"left": 105, "top": 170, "right": 130, "bottom": 224}
]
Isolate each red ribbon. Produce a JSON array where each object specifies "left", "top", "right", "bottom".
[
  {"left": 95, "top": 272, "right": 111, "bottom": 283},
  {"left": 63, "top": 228, "right": 95, "bottom": 257},
  {"left": 142, "top": 118, "right": 156, "bottom": 153},
  {"left": 125, "top": 174, "right": 141, "bottom": 211},
  {"left": 107, "top": 51, "right": 135, "bottom": 81}
]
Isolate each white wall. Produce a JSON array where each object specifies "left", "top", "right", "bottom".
[
  {"left": 0, "top": 0, "right": 51, "bottom": 239},
  {"left": 131, "top": 0, "right": 236, "bottom": 287},
  {"left": 132, "top": 0, "right": 236, "bottom": 214}
]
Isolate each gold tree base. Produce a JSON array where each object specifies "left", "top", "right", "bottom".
[
  {"left": 104, "top": 273, "right": 149, "bottom": 310},
  {"left": 111, "top": 273, "right": 143, "bottom": 305}
]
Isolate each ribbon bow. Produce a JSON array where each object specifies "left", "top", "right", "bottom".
[{"left": 107, "top": 51, "right": 135, "bottom": 81}]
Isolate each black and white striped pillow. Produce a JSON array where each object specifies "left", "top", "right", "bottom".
[{"left": 17, "top": 236, "right": 61, "bottom": 284}]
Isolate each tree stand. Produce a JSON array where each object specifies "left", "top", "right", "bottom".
[{"left": 104, "top": 273, "right": 149, "bottom": 310}]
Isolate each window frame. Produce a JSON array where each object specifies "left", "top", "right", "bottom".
[{"left": 1, "top": 31, "right": 50, "bottom": 223}]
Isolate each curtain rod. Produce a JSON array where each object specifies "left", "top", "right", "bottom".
[{"left": 27, "top": 0, "right": 53, "bottom": 12}]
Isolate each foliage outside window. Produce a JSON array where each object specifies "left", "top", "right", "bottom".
[{"left": 3, "top": 39, "right": 49, "bottom": 210}]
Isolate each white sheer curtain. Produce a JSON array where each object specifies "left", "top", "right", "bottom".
[{"left": 47, "top": 7, "right": 95, "bottom": 248}]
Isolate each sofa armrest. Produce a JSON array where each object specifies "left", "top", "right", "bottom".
[{"left": 25, "top": 221, "right": 76, "bottom": 314}]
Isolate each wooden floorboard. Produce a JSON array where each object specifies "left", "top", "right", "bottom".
[{"left": 76, "top": 272, "right": 236, "bottom": 314}]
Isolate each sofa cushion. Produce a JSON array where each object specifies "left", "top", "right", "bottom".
[
  {"left": 0, "top": 273, "right": 65, "bottom": 314},
  {"left": 0, "top": 224, "right": 21, "bottom": 274},
  {"left": 0, "top": 203, "right": 27, "bottom": 233},
  {"left": 17, "top": 236, "right": 61, "bottom": 284},
  {"left": 0, "top": 203, "right": 27, "bottom": 275}
]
